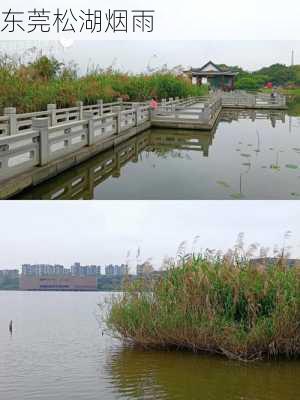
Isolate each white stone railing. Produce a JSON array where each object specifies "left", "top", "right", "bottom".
[
  {"left": 154, "top": 94, "right": 221, "bottom": 123},
  {"left": 0, "top": 97, "right": 180, "bottom": 138},
  {"left": 221, "top": 91, "right": 286, "bottom": 108},
  {"left": 0, "top": 92, "right": 288, "bottom": 185},
  {"left": 0, "top": 104, "right": 151, "bottom": 180},
  {"left": 0, "top": 99, "right": 136, "bottom": 137}
]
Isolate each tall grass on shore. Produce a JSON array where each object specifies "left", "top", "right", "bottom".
[
  {"left": 0, "top": 54, "right": 207, "bottom": 113},
  {"left": 106, "top": 252, "right": 300, "bottom": 361}
]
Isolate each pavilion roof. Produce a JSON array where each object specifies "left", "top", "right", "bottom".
[{"left": 186, "top": 61, "right": 238, "bottom": 76}]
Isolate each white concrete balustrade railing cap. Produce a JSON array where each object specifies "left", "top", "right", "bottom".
[
  {"left": 4, "top": 107, "right": 17, "bottom": 115},
  {"left": 83, "top": 110, "right": 95, "bottom": 119},
  {"left": 32, "top": 117, "right": 49, "bottom": 129}
]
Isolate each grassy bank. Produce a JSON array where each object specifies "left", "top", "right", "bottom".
[
  {"left": 107, "top": 256, "right": 300, "bottom": 361},
  {"left": 0, "top": 55, "right": 207, "bottom": 113}
]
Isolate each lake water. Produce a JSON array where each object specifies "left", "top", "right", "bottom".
[
  {"left": 16, "top": 109, "right": 300, "bottom": 200},
  {"left": 0, "top": 291, "right": 299, "bottom": 400}
]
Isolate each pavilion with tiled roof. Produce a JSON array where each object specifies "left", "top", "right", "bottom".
[{"left": 186, "top": 61, "right": 238, "bottom": 91}]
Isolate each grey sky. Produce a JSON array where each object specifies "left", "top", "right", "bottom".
[
  {"left": 0, "top": 201, "right": 299, "bottom": 271},
  {"left": 1, "top": 40, "right": 299, "bottom": 73}
]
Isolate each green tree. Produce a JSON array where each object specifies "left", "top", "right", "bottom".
[{"left": 30, "top": 56, "right": 63, "bottom": 80}]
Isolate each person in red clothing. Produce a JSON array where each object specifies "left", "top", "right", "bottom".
[{"left": 150, "top": 97, "right": 158, "bottom": 110}]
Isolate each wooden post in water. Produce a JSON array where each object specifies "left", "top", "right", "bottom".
[{"left": 9, "top": 320, "right": 12, "bottom": 334}]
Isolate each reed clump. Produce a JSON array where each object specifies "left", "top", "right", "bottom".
[
  {"left": 107, "top": 255, "right": 300, "bottom": 361},
  {"left": 0, "top": 54, "right": 207, "bottom": 113}
]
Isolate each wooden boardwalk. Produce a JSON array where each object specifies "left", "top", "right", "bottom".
[{"left": 0, "top": 91, "right": 287, "bottom": 199}]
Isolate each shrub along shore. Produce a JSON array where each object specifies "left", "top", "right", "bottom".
[
  {"left": 107, "top": 256, "right": 300, "bottom": 361},
  {"left": 0, "top": 55, "right": 207, "bottom": 113}
]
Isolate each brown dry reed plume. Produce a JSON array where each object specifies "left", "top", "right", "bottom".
[{"left": 106, "top": 235, "right": 300, "bottom": 361}]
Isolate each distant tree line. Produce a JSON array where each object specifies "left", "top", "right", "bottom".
[{"left": 220, "top": 63, "right": 300, "bottom": 90}]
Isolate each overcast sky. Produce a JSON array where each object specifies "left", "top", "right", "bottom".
[
  {"left": 2, "top": 1, "right": 300, "bottom": 40},
  {"left": 0, "top": 201, "right": 299, "bottom": 271},
  {"left": 1, "top": 40, "right": 299, "bottom": 73}
]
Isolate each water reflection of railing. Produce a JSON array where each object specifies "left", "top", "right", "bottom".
[
  {"left": 17, "top": 134, "right": 149, "bottom": 200},
  {"left": 220, "top": 109, "right": 286, "bottom": 128},
  {"left": 149, "top": 129, "right": 214, "bottom": 157},
  {"left": 16, "top": 129, "right": 215, "bottom": 200}
]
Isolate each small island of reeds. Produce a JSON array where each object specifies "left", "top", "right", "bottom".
[{"left": 106, "top": 251, "right": 300, "bottom": 361}]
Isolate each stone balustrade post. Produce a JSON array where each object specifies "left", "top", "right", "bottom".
[
  {"left": 135, "top": 107, "right": 141, "bottom": 126},
  {"left": 83, "top": 111, "right": 95, "bottom": 146},
  {"left": 76, "top": 101, "right": 84, "bottom": 120},
  {"left": 4, "top": 107, "right": 17, "bottom": 136},
  {"left": 97, "top": 99, "right": 103, "bottom": 116},
  {"left": 47, "top": 104, "right": 57, "bottom": 127},
  {"left": 149, "top": 108, "right": 154, "bottom": 121},
  {"left": 117, "top": 97, "right": 123, "bottom": 110},
  {"left": 32, "top": 118, "right": 49, "bottom": 166},
  {"left": 201, "top": 104, "right": 211, "bottom": 122},
  {"left": 174, "top": 106, "right": 179, "bottom": 119},
  {"left": 117, "top": 111, "right": 122, "bottom": 134}
]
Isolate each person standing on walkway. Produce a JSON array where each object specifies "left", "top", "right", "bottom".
[{"left": 150, "top": 97, "right": 158, "bottom": 110}]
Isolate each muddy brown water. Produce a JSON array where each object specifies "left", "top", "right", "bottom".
[{"left": 0, "top": 291, "right": 299, "bottom": 400}]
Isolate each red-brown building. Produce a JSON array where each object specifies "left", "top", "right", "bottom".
[{"left": 20, "top": 275, "right": 97, "bottom": 291}]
